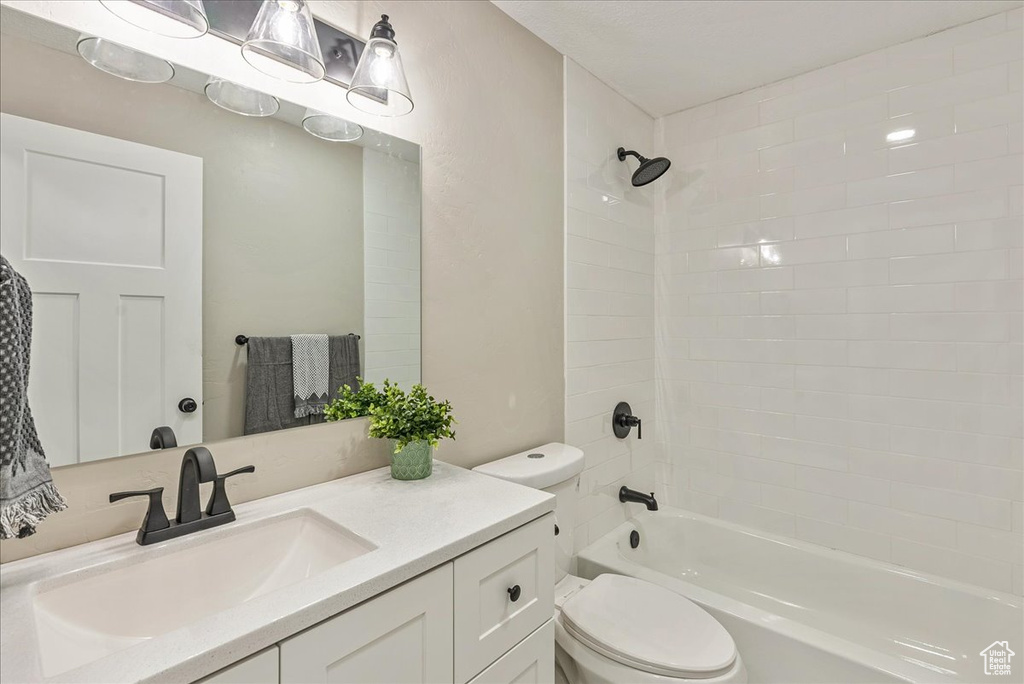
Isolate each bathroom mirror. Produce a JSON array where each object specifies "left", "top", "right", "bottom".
[{"left": 0, "top": 7, "right": 421, "bottom": 467}]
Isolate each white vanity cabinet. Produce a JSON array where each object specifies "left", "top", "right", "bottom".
[
  {"left": 467, "top": 620, "right": 554, "bottom": 684},
  {"left": 453, "top": 515, "right": 554, "bottom": 682},
  {"left": 280, "top": 564, "right": 454, "bottom": 683},
  {"left": 213, "top": 513, "right": 555, "bottom": 684},
  {"left": 199, "top": 647, "right": 279, "bottom": 684}
]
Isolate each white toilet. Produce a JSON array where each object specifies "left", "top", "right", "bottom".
[{"left": 474, "top": 443, "right": 746, "bottom": 684}]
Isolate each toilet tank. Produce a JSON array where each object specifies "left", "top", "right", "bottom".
[{"left": 473, "top": 443, "right": 585, "bottom": 583}]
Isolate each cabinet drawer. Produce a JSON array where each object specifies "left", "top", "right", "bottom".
[
  {"left": 280, "top": 564, "right": 454, "bottom": 683},
  {"left": 467, "top": 621, "right": 554, "bottom": 684},
  {"left": 197, "top": 646, "right": 279, "bottom": 684},
  {"left": 454, "top": 514, "right": 554, "bottom": 683}
]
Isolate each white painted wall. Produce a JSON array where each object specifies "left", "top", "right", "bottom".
[
  {"left": 564, "top": 59, "right": 664, "bottom": 555},
  {"left": 362, "top": 148, "right": 421, "bottom": 389},
  {"left": 656, "top": 9, "right": 1023, "bottom": 594}
]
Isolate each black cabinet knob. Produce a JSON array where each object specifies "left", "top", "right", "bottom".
[
  {"left": 507, "top": 584, "right": 521, "bottom": 602},
  {"left": 178, "top": 397, "right": 198, "bottom": 413}
]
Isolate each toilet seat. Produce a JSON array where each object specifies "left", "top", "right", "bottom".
[{"left": 560, "top": 574, "right": 737, "bottom": 680}]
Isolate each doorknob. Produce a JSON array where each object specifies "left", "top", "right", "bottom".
[{"left": 178, "top": 397, "right": 198, "bottom": 413}]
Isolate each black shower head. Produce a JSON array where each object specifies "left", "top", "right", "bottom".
[{"left": 617, "top": 147, "right": 671, "bottom": 187}]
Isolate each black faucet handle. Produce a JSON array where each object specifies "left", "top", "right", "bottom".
[
  {"left": 205, "top": 465, "right": 255, "bottom": 517},
  {"left": 109, "top": 487, "right": 170, "bottom": 533},
  {"left": 613, "top": 401, "right": 642, "bottom": 440}
]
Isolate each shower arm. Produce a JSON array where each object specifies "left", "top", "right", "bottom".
[{"left": 617, "top": 147, "right": 647, "bottom": 163}]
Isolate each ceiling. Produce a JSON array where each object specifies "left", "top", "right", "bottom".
[{"left": 492, "top": 0, "right": 1023, "bottom": 117}]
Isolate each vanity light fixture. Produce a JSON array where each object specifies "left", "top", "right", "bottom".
[
  {"left": 301, "top": 109, "right": 364, "bottom": 142},
  {"left": 346, "top": 14, "right": 413, "bottom": 117},
  {"left": 205, "top": 77, "right": 280, "bottom": 117},
  {"left": 241, "top": 0, "right": 325, "bottom": 84},
  {"left": 76, "top": 35, "right": 175, "bottom": 83},
  {"left": 99, "top": 0, "right": 209, "bottom": 39}
]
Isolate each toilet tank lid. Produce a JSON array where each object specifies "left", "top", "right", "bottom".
[{"left": 473, "top": 443, "right": 585, "bottom": 489}]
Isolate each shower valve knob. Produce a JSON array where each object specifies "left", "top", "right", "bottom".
[{"left": 613, "top": 401, "right": 642, "bottom": 440}]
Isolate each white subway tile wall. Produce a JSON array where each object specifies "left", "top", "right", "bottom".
[
  {"left": 656, "top": 9, "right": 1023, "bottom": 594},
  {"left": 362, "top": 149, "right": 421, "bottom": 389},
  {"left": 565, "top": 59, "right": 663, "bottom": 556}
]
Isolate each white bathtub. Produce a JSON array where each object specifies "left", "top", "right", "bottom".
[{"left": 577, "top": 509, "right": 1023, "bottom": 684}]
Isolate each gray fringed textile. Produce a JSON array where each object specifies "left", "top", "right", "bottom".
[
  {"left": 0, "top": 255, "right": 67, "bottom": 539},
  {"left": 292, "top": 334, "right": 330, "bottom": 418}
]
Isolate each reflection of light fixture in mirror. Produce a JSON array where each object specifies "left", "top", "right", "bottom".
[
  {"left": 204, "top": 77, "right": 280, "bottom": 117},
  {"left": 886, "top": 128, "right": 916, "bottom": 143},
  {"left": 77, "top": 35, "right": 174, "bottom": 83},
  {"left": 760, "top": 244, "right": 781, "bottom": 265},
  {"left": 99, "top": 0, "right": 209, "bottom": 39},
  {"left": 241, "top": 0, "right": 325, "bottom": 83},
  {"left": 302, "top": 109, "right": 363, "bottom": 142},
  {"left": 347, "top": 14, "right": 413, "bottom": 117}
]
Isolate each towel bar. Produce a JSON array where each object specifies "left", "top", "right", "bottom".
[{"left": 235, "top": 333, "right": 360, "bottom": 346}]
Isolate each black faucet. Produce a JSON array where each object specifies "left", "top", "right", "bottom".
[
  {"left": 176, "top": 446, "right": 217, "bottom": 524},
  {"left": 149, "top": 426, "right": 177, "bottom": 449},
  {"left": 619, "top": 486, "right": 658, "bottom": 511},
  {"left": 110, "top": 447, "right": 254, "bottom": 545}
]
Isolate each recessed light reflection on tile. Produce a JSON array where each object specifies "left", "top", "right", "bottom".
[
  {"left": 760, "top": 244, "right": 781, "bottom": 265},
  {"left": 886, "top": 128, "right": 916, "bottom": 143}
]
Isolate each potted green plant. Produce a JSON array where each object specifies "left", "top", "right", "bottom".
[{"left": 325, "top": 379, "right": 456, "bottom": 480}]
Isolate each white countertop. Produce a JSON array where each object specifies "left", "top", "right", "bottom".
[{"left": 0, "top": 462, "right": 555, "bottom": 684}]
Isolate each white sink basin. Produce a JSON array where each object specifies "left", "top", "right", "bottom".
[{"left": 30, "top": 511, "right": 375, "bottom": 677}]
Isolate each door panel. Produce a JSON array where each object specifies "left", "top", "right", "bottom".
[
  {"left": 0, "top": 113, "right": 203, "bottom": 463},
  {"left": 198, "top": 646, "right": 279, "bottom": 684},
  {"left": 454, "top": 515, "right": 554, "bottom": 682},
  {"left": 467, "top": 621, "right": 554, "bottom": 684},
  {"left": 280, "top": 564, "right": 454, "bottom": 684}
]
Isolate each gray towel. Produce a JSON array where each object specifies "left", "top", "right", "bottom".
[
  {"left": 0, "top": 255, "right": 67, "bottom": 539},
  {"left": 292, "top": 334, "right": 329, "bottom": 419},
  {"left": 244, "top": 334, "right": 361, "bottom": 435}
]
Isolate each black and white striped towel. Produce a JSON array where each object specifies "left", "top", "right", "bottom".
[{"left": 292, "top": 334, "right": 330, "bottom": 418}]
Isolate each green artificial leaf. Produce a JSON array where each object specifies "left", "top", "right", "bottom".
[
  {"left": 347, "top": 379, "right": 458, "bottom": 451},
  {"left": 323, "top": 379, "right": 384, "bottom": 421}
]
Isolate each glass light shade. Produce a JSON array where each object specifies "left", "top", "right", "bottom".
[
  {"left": 100, "top": 0, "right": 209, "bottom": 39},
  {"left": 302, "top": 109, "right": 363, "bottom": 142},
  {"left": 346, "top": 35, "right": 413, "bottom": 117},
  {"left": 241, "top": 0, "right": 325, "bottom": 84},
  {"left": 205, "top": 78, "right": 280, "bottom": 117},
  {"left": 77, "top": 36, "right": 174, "bottom": 83}
]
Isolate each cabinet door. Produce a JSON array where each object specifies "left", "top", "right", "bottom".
[
  {"left": 454, "top": 514, "right": 554, "bottom": 682},
  {"left": 197, "top": 646, "right": 279, "bottom": 684},
  {"left": 280, "top": 564, "right": 453, "bottom": 684},
  {"left": 467, "top": 621, "right": 554, "bottom": 684}
]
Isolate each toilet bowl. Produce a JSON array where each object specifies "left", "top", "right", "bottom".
[{"left": 474, "top": 444, "right": 747, "bottom": 684}]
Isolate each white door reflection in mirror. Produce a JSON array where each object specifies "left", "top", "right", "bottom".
[{"left": 0, "top": 113, "right": 202, "bottom": 465}]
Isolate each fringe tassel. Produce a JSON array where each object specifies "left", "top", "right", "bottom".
[{"left": 0, "top": 482, "right": 68, "bottom": 540}]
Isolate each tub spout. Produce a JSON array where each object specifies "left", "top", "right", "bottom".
[{"left": 619, "top": 486, "right": 658, "bottom": 511}]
